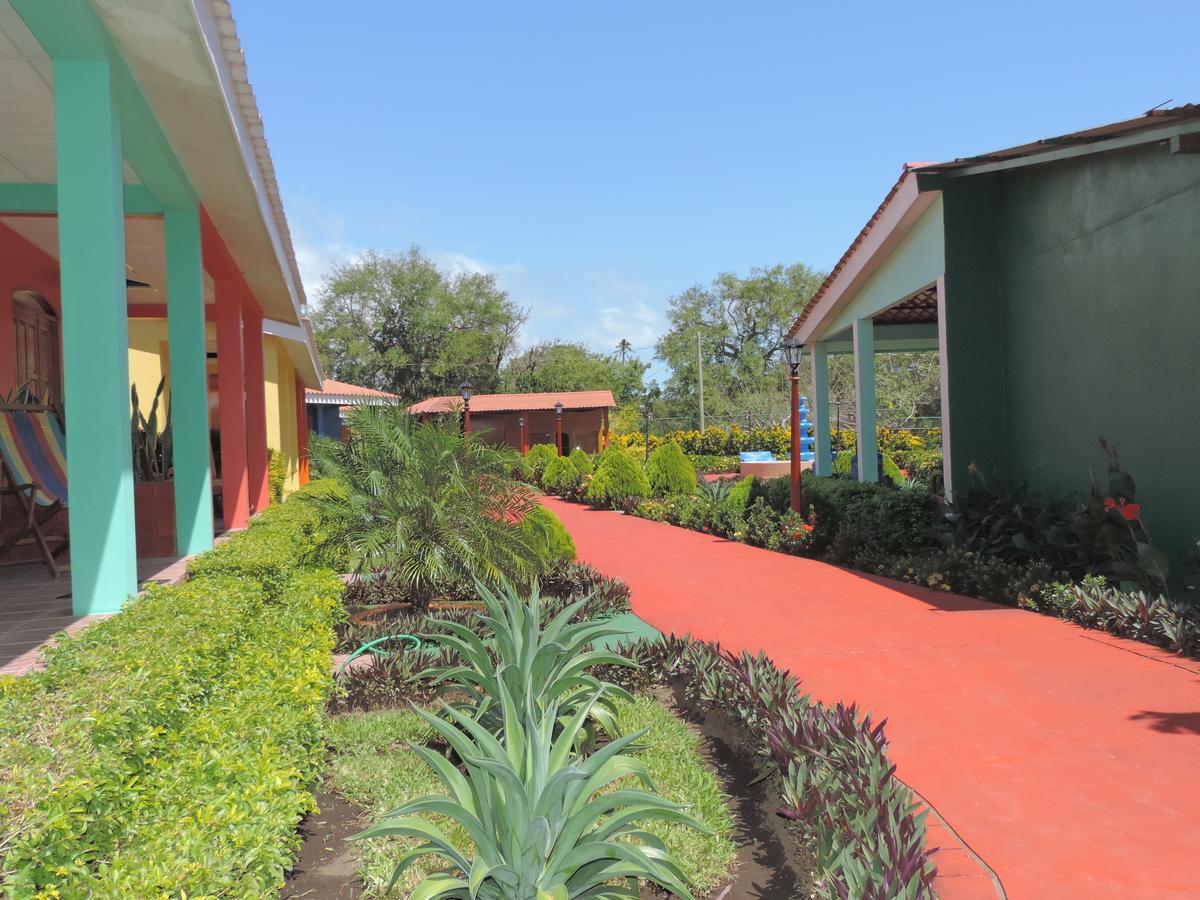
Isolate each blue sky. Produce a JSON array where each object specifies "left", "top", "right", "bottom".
[{"left": 235, "top": 0, "right": 1198, "bottom": 364}]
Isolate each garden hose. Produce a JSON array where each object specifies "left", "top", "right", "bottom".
[{"left": 336, "top": 634, "right": 421, "bottom": 678}]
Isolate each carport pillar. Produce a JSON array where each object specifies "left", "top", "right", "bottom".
[
  {"left": 215, "top": 280, "right": 250, "bottom": 529},
  {"left": 165, "top": 207, "right": 213, "bottom": 554},
  {"left": 54, "top": 59, "right": 138, "bottom": 614},
  {"left": 852, "top": 318, "right": 879, "bottom": 482},
  {"left": 810, "top": 342, "right": 832, "bottom": 476},
  {"left": 242, "top": 305, "right": 270, "bottom": 513}
]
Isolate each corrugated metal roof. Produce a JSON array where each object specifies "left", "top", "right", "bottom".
[
  {"left": 919, "top": 103, "right": 1200, "bottom": 173},
  {"left": 306, "top": 379, "right": 399, "bottom": 405},
  {"left": 409, "top": 390, "right": 617, "bottom": 415},
  {"left": 787, "top": 104, "right": 1200, "bottom": 340}
]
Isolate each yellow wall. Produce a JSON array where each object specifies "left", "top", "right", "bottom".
[
  {"left": 263, "top": 336, "right": 300, "bottom": 494},
  {"left": 128, "top": 319, "right": 168, "bottom": 425},
  {"left": 128, "top": 324, "right": 304, "bottom": 495}
]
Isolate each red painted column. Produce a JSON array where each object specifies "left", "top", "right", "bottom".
[
  {"left": 295, "top": 373, "right": 309, "bottom": 485},
  {"left": 215, "top": 281, "right": 249, "bottom": 529},
  {"left": 242, "top": 303, "right": 270, "bottom": 513},
  {"left": 790, "top": 370, "right": 802, "bottom": 514}
]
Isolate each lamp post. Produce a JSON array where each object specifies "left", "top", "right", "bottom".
[
  {"left": 518, "top": 415, "right": 527, "bottom": 454},
  {"left": 460, "top": 380, "right": 472, "bottom": 435},
  {"left": 554, "top": 401, "right": 564, "bottom": 455},
  {"left": 782, "top": 339, "right": 804, "bottom": 514}
]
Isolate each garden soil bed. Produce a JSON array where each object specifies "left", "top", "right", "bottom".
[
  {"left": 282, "top": 781, "right": 363, "bottom": 899},
  {"left": 639, "top": 681, "right": 818, "bottom": 899},
  {"left": 286, "top": 687, "right": 817, "bottom": 899}
]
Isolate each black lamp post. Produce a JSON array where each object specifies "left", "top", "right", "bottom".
[
  {"left": 518, "top": 415, "right": 527, "bottom": 454},
  {"left": 460, "top": 380, "right": 472, "bottom": 434},
  {"left": 554, "top": 401, "right": 564, "bottom": 455},
  {"left": 782, "top": 339, "right": 804, "bottom": 514}
]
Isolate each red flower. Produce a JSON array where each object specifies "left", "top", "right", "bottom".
[
  {"left": 801, "top": 523, "right": 814, "bottom": 533},
  {"left": 1104, "top": 496, "right": 1142, "bottom": 522},
  {"left": 1118, "top": 502, "right": 1142, "bottom": 522}
]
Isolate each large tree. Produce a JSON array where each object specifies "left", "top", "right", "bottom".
[
  {"left": 655, "top": 263, "right": 825, "bottom": 420},
  {"left": 311, "top": 247, "right": 527, "bottom": 402},
  {"left": 500, "top": 341, "right": 648, "bottom": 404}
]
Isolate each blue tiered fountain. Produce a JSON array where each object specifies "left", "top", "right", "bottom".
[{"left": 797, "top": 396, "right": 815, "bottom": 463}]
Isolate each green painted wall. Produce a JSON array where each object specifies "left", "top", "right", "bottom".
[
  {"left": 945, "top": 141, "right": 1200, "bottom": 551},
  {"left": 942, "top": 174, "right": 1008, "bottom": 493}
]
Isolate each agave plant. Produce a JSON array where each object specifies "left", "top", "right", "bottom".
[
  {"left": 351, "top": 683, "right": 704, "bottom": 898},
  {"left": 424, "top": 579, "right": 636, "bottom": 739},
  {"left": 693, "top": 477, "right": 732, "bottom": 505},
  {"left": 130, "top": 375, "right": 173, "bottom": 482}
]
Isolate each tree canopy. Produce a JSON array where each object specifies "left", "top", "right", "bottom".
[
  {"left": 500, "top": 341, "right": 648, "bottom": 404},
  {"left": 655, "top": 263, "right": 825, "bottom": 420},
  {"left": 311, "top": 247, "right": 527, "bottom": 402}
]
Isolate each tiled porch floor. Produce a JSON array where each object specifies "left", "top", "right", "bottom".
[{"left": 0, "top": 556, "right": 190, "bottom": 676}]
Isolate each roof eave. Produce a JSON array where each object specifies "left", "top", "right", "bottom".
[
  {"left": 789, "top": 168, "right": 939, "bottom": 345},
  {"left": 189, "top": 0, "right": 307, "bottom": 324}
]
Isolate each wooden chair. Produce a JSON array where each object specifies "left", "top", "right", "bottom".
[{"left": 0, "top": 407, "right": 69, "bottom": 578}]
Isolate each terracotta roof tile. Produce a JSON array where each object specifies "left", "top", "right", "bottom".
[
  {"left": 409, "top": 390, "right": 616, "bottom": 415},
  {"left": 306, "top": 379, "right": 399, "bottom": 400}
]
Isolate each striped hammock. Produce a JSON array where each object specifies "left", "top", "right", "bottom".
[{"left": 0, "top": 410, "right": 68, "bottom": 507}]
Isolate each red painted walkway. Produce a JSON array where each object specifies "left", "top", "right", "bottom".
[{"left": 545, "top": 498, "right": 1200, "bottom": 900}]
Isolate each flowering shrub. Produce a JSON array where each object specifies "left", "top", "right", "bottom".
[
  {"left": 857, "top": 547, "right": 1062, "bottom": 607},
  {"left": 778, "top": 509, "right": 817, "bottom": 554}
]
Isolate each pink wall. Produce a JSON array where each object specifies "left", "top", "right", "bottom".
[{"left": 0, "top": 220, "right": 63, "bottom": 397}]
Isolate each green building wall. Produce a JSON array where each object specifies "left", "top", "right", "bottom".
[{"left": 944, "top": 141, "right": 1200, "bottom": 552}]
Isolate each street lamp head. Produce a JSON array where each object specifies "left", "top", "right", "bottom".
[
  {"left": 460, "top": 380, "right": 472, "bottom": 402},
  {"left": 554, "top": 401, "right": 564, "bottom": 417},
  {"left": 781, "top": 339, "right": 803, "bottom": 369}
]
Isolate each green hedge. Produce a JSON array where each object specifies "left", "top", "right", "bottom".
[
  {"left": 750, "top": 474, "right": 937, "bottom": 561},
  {"left": 521, "top": 505, "right": 577, "bottom": 562},
  {"left": 645, "top": 442, "right": 697, "bottom": 497},
  {"left": 587, "top": 447, "right": 651, "bottom": 509},
  {"left": 541, "top": 455, "right": 581, "bottom": 494},
  {"left": 0, "top": 484, "right": 339, "bottom": 896}
]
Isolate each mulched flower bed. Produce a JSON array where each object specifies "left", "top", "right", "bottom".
[{"left": 285, "top": 688, "right": 818, "bottom": 899}]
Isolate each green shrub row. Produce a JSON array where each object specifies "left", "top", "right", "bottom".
[{"left": 0, "top": 483, "right": 340, "bottom": 897}]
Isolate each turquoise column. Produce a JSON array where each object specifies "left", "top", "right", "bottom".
[
  {"left": 165, "top": 207, "right": 214, "bottom": 554},
  {"left": 810, "top": 342, "right": 832, "bottom": 476},
  {"left": 852, "top": 318, "right": 879, "bottom": 483},
  {"left": 54, "top": 59, "right": 137, "bottom": 614}
]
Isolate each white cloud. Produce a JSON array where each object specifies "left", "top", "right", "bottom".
[{"left": 294, "top": 237, "right": 365, "bottom": 300}]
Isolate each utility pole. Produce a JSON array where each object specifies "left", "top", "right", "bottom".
[{"left": 697, "top": 331, "right": 705, "bottom": 432}]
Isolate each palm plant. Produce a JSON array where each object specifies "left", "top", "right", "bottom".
[
  {"left": 305, "top": 405, "right": 550, "bottom": 606},
  {"left": 351, "top": 683, "right": 704, "bottom": 898},
  {"left": 424, "top": 579, "right": 636, "bottom": 738}
]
